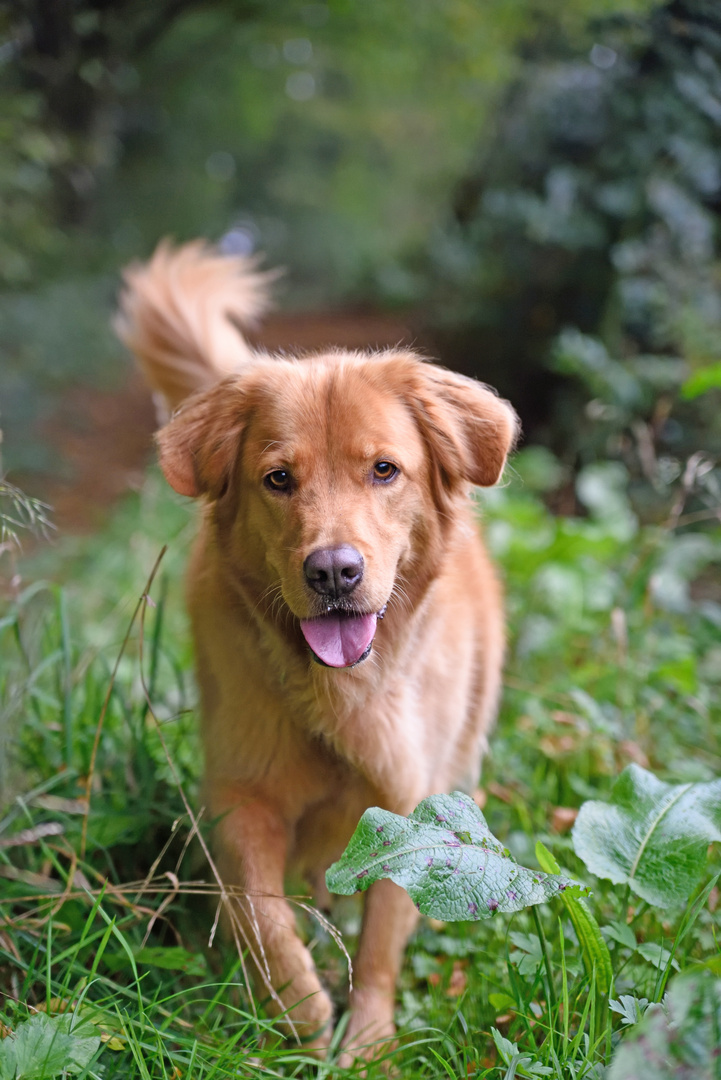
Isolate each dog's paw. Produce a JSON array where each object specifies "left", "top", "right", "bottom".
[
  {"left": 337, "top": 987, "right": 397, "bottom": 1068},
  {"left": 278, "top": 983, "right": 335, "bottom": 1055}
]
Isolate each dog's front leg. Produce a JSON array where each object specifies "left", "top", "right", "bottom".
[
  {"left": 214, "top": 794, "right": 334, "bottom": 1051},
  {"left": 340, "top": 877, "right": 419, "bottom": 1064}
]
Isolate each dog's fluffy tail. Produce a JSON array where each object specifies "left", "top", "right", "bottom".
[{"left": 115, "top": 240, "right": 274, "bottom": 416}]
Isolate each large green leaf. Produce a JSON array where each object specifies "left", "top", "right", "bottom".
[
  {"left": 0, "top": 1012, "right": 100, "bottom": 1080},
  {"left": 572, "top": 765, "right": 721, "bottom": 907},
  {"left": 326, "top": 792, "right": 586, "bottom": 920}
]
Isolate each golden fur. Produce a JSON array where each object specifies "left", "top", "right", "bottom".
[{"left": 116, "top": 241, "right": 519, "bottom": 1061}]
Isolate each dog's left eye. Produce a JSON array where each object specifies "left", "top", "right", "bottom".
[
  {"left": 372, "top": 461, "right": 399, "bottom": 483},
  {"left": 264, "top": 470, "right": 292, "bottom": 492}
]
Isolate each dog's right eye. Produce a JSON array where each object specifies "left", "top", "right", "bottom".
[
  {"left": 264, "top": 469, "right": 292, "bottom": 492},
  {"left": 372, "top": 461, "right": 399, "bottom": 483}
]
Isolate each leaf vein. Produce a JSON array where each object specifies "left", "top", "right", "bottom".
[{"left": 628, "top": 783, "right": 692, "bottom": 884}]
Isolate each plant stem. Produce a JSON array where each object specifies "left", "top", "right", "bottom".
[{"left": 532, "top": 904, "right": 557, "bottom": 1043}]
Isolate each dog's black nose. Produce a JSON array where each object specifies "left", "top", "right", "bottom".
[{"left": 304, "top": 545, "right": 364, "bottom": 598}]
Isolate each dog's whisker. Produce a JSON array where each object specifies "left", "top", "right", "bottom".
[
  {"left": 388, "top": 582, "right": 412, "bottom": 618},
  {"left": 247, "top": 580, "right": 284, "bottom": 624},
  {"left": 268, "top": 590, "right": 285, "bottom": 621}
]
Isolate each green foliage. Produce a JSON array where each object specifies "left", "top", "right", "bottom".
[
  {"left": 683, "top": 361, "right": 721, "bottom": 400},
  {"left": 0, "top": 86, "right": 69, "bottom": 288},
  {"left": 0, "top": 473, "right": 195, "bottom": 805},
  {"left": 104, "top": 945, "right": 207, "bottom": 976},
  {"left": 326, "top": 792, "right": 585, "bottom": 920},
  {"left": 609, "top": 993, "right": 649, "bottom": 1026},
  {"left": 608, "top": 968, "right": 721, "bottom": 1079},
  {"left": 434, "top": 0, "right": 721, "bottom": 506},
  {"left": 491, "top": 1026, "right": 553, "bottom": 1077},
  {"left": 549, "top": 328, "right": 721, "bottom": 527},
  {"left": 536, "top": 841, "right": 613, "bottom": 999},
  {"left": 1, "top": 453, "right": 720, "bottom": 1077},
  {"left": 572, "top": 764, "right": 721, "bottom": 907},
  {"left": 329, "top": 757, "right": 721, "bottom": 1071},
  {"left": 0, "top": 1012, "right": 100, "bottom": 1080}
]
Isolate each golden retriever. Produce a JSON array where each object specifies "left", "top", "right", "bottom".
[{"left": 115, "top": 241, "right": 518, "bottom": 1060}]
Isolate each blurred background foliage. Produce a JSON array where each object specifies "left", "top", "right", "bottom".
[{"left": 0, "top": 0, "right": 720, "bottom": 526}]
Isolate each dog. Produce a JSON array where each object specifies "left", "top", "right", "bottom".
[{"left": 115, "top": 241, "right": 519, "bottom": 1060}]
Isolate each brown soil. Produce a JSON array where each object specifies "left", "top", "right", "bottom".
[{"left": 32, "top": 310, "right": 417, "bottom": 534}]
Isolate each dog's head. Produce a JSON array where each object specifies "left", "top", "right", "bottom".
[{"left": 157, "top": 350, "right": 518, "bottom": 668}]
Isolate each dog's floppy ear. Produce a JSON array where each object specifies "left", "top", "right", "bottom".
[
  {"left": 155, "top": 378, "right": 247, "bottom": 499},
  {"left": 411, "top": 364, "right": 520, "bottom": 491}
]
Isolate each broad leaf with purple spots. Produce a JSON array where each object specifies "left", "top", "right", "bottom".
[{"left": 326, "top": 791, "right": 587, "bottom": 920}]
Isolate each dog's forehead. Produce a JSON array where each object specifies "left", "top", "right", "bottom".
[{"left": 246, "top": 357, "right": 422, "bottom": 461}]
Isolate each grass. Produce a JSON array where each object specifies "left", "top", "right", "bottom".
[{"left": 1, "top": 450, "right": 720, "bottom": 1077}]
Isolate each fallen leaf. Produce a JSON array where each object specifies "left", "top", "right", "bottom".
[
  {"left": 0, "top": 866, "right": 62, "bottom": 892},
  {"left": 73, "top": 870, "right": 92, "bottom": 890},
  {"left": 539, "top": 734, "right": 579, "bottom": 758},
  {"left": 446, "top": 960, "right": 468, "bottom": 997},
  {"left": 36, "top": 998, "right": 75, "bottom": 1015},
  {"left": 101, "top": 1034, "right": 125, "bottom": 1050},
  {"left": 486, "top": 782, "right": 514, "bottom": 804},
  {"left": 31, "top": 796, "right": 88, "bottom": 815},
  {"left": 0, "top": 823, "right": 65, "bottom": 848},
  {"left": 617, "top": 740, "right": 649, "bottom": 768},
  {"left": 551, "top": 710, "right": 587, "bottom": 729},
  {"left": 551, "top": 807, "right": 579, "bottom": 833}
]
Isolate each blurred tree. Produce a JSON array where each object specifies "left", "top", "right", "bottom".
[
  {"left": 1, "top": 0, "right": 656, "bottom": 290},
  {"left": 2, "top": 0, "right": 677, "bottom": 487},
  {"left": 1, "top": 0, "right": 266, "bottom": 283},
  {"left": 428, "top": 0, "right": 721, "bottom": 501},
  {"left": 102, "top": 0, "right": 655, "bottom": 306}
]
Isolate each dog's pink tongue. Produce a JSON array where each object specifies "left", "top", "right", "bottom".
[{"left": 300, "top": 612, "right": 377, "bottom": 668}]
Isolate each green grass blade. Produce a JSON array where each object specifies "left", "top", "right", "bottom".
[
  {"left": 536, "top": 840, "right": 612, "bottom": 1043},
  {"left": 536, "top": 842, "right": 612, "bottom": 996}
]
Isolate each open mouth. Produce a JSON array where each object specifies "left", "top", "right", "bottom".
[{"left": 300, "top": 607, "right": 386, "bottom": 668}]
